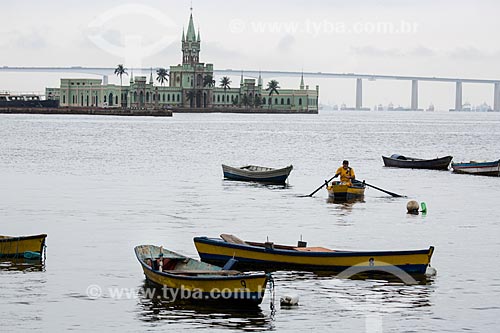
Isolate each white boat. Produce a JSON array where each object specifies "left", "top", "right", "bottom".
[{"left": 222, "top": 164, "right": 293, "bottom": 184}]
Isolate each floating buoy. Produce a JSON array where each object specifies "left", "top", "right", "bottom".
[
  {"left": 420, "top": 202, "right": 427, "bottom": 213},
  {"left": 280, "top": 294, "right": 299, "bottom": 307},
  {"left": 425, "top": 266, "right": 437, "bottom": 276},
  {"left": 406, "top": 200, "right": 419, "bottom": 214}
]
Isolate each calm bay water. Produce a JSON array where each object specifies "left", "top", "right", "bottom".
[{"left": 1, "top": 111, "right": 499, "bottom": 332}]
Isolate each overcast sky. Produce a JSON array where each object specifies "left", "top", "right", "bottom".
[{"left": 1, "top": 0, "right": 499, "bottom": 109}]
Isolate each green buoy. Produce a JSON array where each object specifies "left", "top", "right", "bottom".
[{"left": 420, "top": 202, "right": 427, "bottom": 214}]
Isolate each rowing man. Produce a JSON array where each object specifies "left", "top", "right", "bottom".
[{"left": 333, "top": 160, "right": 355, "bottom": 186}]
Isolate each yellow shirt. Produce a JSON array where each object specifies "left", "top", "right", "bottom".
[{"left": 336, "top": 166, "right": 355, "bottom": 186}]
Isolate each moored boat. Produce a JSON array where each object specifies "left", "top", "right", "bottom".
[
  {"left": 0, "top": 234, "right": 47, "bottom": 260},
  {"left": 134, "top": 245, "right": 268, "bottom": 306},
  {"left": 326, "top": 181, "right": 365, "bottom": 201},
  {"left": 222, "top": 164, "right": 293, "bottom": 184},
  {"left": 382, "top": 154, "right": 453, "bottom": 170},
  {"left": 194, "top": 234, "right": 435, "bottom": 275},
  {"left": 451, "top": 160, "right": 500, "bottom": 176}
]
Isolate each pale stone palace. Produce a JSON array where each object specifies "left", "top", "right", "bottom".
[{"left": 46, "top": 12, "right": 319, "bottom": 113}]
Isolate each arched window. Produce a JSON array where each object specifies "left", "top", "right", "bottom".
[
  {"left": 115, "top": 96, "right": 118, "bottom": 105},
  {"left": 153, "top": 94, "right": 155, "bottom": 101},
  {"left": 299, "top": 98, "right": 302, "bottom": 105},
  {"left": 262, "top": 97, "right": 266, "bottom": 104},
  {"left": 275, "top": 98, "right": 278, "bottom": 105},
  {"left": 103, "top": 95, "right": 107, "bottom": 103},
  {"left": 217, "top": 95, "right": 220, "bottom": 102},
  {"left": 281, "top": 98, "right": 284, "bottom": 105},
  {"left": 222, "top": 95, "right": 225, "bottom": 102},
  {"left": 268, "top": 97, "right": 272, "bottom": 105},
  {"left": 146, "top": 92, "right": 149, "bottom": 102},
  {"left": 167, "top": 94, "right": 170, "bottom": 102},
  {"left": 177, "top": 94, "right": 180, "bottom": 102},
  {"left": 163, "top": 94, "right": 166, "bottom": 102},
  {"left": 63, "top": 95, "right": 66, "bottom": 104},
  {"left": 134, "top": 92, "right": 137, "bottom": 102},
  {"left": 287, "top": 98, "right": 290, "bottom": 105}
]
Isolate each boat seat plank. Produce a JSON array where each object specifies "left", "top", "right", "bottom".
[
  {"left": 220, "top": 234, "right": 247, "bottom": 245},
  {"left": 293, "top": 247, "right": 335, "bottom": 252}
]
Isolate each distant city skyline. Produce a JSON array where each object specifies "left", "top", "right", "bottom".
[{"left": 1, "top": 0, "right": 499, "bottom": 110}]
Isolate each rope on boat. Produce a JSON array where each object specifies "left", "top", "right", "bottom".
[{"left": 267, "top": 273, "right": 276, "bottom": 316}]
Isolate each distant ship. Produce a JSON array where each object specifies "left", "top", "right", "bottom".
[
  {"left": 426, "top": 104, "right": 435, "bottom": 112},
  {"left": 450, "top": 102, "right": 492, "bottom": 112},
  {"left": 0, "top": 92, "right": 58, "bottom": 108}
]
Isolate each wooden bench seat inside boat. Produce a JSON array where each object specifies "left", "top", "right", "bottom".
[
  {"left": 220, "top": 234, "right": 247, "bottom": 245},
  {"left": 293, "top": 247, "right": 335, "bottom": 252}
]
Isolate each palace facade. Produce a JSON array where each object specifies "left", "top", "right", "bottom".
[{"left": 47, "top": 13, "right": 319, "bottom": 113}]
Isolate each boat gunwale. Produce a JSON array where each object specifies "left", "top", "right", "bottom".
[
  {"left": 0, "top": 234, "right": 47, "bottom": 243},
  {"left": 222, "top": 164, "right": 293, "bottom": 174},
  {"left": 134, "top": 245, "right": 267, "bottom": 281},
  {"left": 194, "top": 237, "right": 434, "bottom": 258},
  {"left": 382, "top": 155, "right": 453, "bottom": 169}
]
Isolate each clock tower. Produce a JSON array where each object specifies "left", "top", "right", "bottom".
[{"left": 182, "top": 12, "right": 200, "bottom": 65}]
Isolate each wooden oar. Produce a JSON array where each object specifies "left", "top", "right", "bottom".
[
  {"left": 307, "top": 175, "right": 336, "bottom": 197},
  {"left": 354, "top": 179, "right": 406, "bottom": 198}
]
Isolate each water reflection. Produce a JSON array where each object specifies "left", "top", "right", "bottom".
[
  {"left": 317, "top": 276, "right": 434, "bottom": 314},
  {"left": 326, "top": 197, "right": 365, "bottom": 205},
  {"left": 271, "top": 271, "right": 434, "bottom": 318},
  {"left": 0, "top": 258, "right": 45, "bottom": 272},
  {"left": 137, "top": 281, "right": 274, "bottom": 331},
  {"left": 222, "top": 179, "right": 291, "bottom": 191},
  {"left": 272, "top": 270, "right": 434, "bottom": 286}
]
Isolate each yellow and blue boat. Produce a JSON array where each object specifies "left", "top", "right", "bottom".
[
  {"left": 0, "top": 234, "right": 47, "bottom": 260},
  {"left": 194, "top": 234, "right": 434, "bottom": 275},
  {"left": 134, "top": 245, "right": 268, "bottom": 306},
  {"left": 327, "top": 181, "right": 366, "bottom": 201}
]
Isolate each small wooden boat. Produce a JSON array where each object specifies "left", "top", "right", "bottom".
[
  {"left": 451, "top": 160, "right": 500, "bottom": 176},
  {"left": 222, "top": 164, "right": 293, "bottom": 184},
  {"left": 0, "top": 234, "right": 47, "bottom": 259},
  {"left": 382, "top": 154, "right": 453, "bottom": 170},
  {"left": 134, "top": 245, "right": 268, "bottom": 306},
  {"left": 326, "top": 181, "right": 365, "bottom": 201},
  {"left": 194, "top": 234, "right": 435, "bottom": 275}
]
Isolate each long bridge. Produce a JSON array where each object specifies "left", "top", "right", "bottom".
[{"left": 2, "top": 66, "right": 499, "bottom": 111}]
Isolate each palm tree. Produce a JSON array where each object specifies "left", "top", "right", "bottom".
[
  {"left": 203, "top": 74, "right": 215, "bottom": 87},
  {"left": 186, "top": 90, "right": 196, "bottom": 108},
  {"left": 114, "top": 64, "right": 128, "bottom": 88},
  {"left": 266, "top": 80, "right": 280, "bottom": 108},
  {"left": 156, "top": 68, "right": 169, "bottom": 86},
  {"left": 220, "top": 76, "right": 231, "bottom": 104}
]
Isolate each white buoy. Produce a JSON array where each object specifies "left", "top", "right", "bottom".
[
  {"left": 280, "top": 294, "right": 299, "bottom": 306},
  {"left": 425, "top": 266, "right": 437, "bottom": 277}
]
